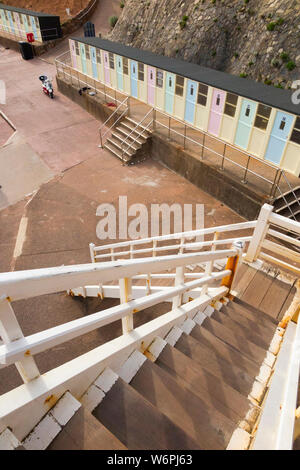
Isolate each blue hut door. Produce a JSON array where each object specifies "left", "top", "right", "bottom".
[
  {"left": 116, "top": 56, "right": 123, "bottom": 91},
  {"left": 80, "top": 43, "right": 87, "bottom": 74},
  {"left": 265, "top": 111, "right": 294, "bottom": 165},
  {"left": 7, "top": 11, "right": 15, "bottom": 34},
  {"left": 30, "top": 17, "right": 38, "bottom": 40},
  {"left": 234, "top": 99, "right": 257, "bottom": 149},
  {"left": 131, "top": 61, "right": 138, "bottom": 98},
  {"left": 91, "top": 47, "right": 98, "bottom": 79},
  {"left": 184, "top": 80, "right": 197, "bottom": 124},
  {"left": 165, "top": 73, "right": 175, "bottom": 114}
]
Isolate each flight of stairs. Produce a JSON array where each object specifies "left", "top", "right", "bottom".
[
  {"left": 103, "top": 116, "right": 152, "bottom": 164},
  {"left": 4, "top": 296, "right": 283, "bottom": 450},
  {"left": 273, "top": 186, "right": 300, "bottom": 222}
]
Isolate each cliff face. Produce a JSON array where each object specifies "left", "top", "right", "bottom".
[{"left": 109, "top": 0, "right": 300, "bottom": 89}]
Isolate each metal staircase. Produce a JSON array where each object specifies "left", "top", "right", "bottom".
[{"left": 0, "top": 205, "right": 299, "bottom": 450}]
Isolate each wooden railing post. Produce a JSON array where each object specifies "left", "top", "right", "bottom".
[
  {"left": 119, "top": 277, "right": 133, "bottom": 334},
  {"left": 245, "top": 204, "right": 274, "bottom": 263},
  {"left": 172, "top": 266, "right": 185, "bottom": 309},
  {"left": 201, "top": 232, "right": 219, "bottom": 296},
  {"left": 0, "top": 297, "right": 40, "bottom": 383},
  {"left": 89, "top": 243, "right": 96, "bottom": 263}
]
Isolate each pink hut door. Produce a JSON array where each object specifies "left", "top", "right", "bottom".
[
  {"left": 148, "top": 67, "right": 156, "bottom": 106},
  {"left": 208, "top": 89, "right": 226, "bottom": 136},
  {"left": 103, "top": 51, "right": 110, "bottom": 85},
  {"left": 70, "top": 40, "right": 77, "bottom": 69}
]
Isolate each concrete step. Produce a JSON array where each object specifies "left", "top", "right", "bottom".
[
  {"left": 124, "top": 116, "right": 152, "bottom": 134},
  {"left": 220, "top": 304, "right": 277, "bottom": 340},
  {"left": 274, "top": 186, "right": 300, "bottom": 211},
  {"left": 106, "top": 137, "right": 135, "bottom": 157},
  {"left": 174, "top": 332, "right": 254, "bottom": 397},
  {"left": 116, "top": 125, "right": 146, "bottom": 145},
  {"left": 111, "top": 130, "right": 141, "bottom": 151},
  {"left": 278, "top": 201, "right": 300, "bottom": 219},
  {"left": 232, "top": 297, "right": 278, "bottom": 325},
  {"left": 130, "top": 358, "right": 235, "bottom": 450},
  {"left": 192, "top": 320, "right": 265, "bottom": 368},
  {"left": 92, "top": 377, "right": 199, "bottom": 450},
  {"left": 208, "top": 311, "right": 271, "bottom": 353},
  {"left": 155, "top": 343, "right": 254, "bottom": 424},
  {"left": 103, "top": 143, "right": 131, "bottom": 162},
  {"left": 120, "top": 121, "right": 149, "bottom": 140},
  {"left": 48, "top": 406, "right": 126, "bottom": 450}
]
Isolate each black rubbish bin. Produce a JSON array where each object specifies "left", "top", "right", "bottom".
[
  {"left": 19, "top": 42, "right": 34, "bottom": 60},
  {"left": 84, "top": 22, "right": 95, "bottom": 37}
]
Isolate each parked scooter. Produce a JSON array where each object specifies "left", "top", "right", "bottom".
[{"left": 39, "top": 75, "right": 54, "bottom": 99}]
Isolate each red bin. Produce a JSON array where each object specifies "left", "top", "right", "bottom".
[{"left": 26, "top": 32, "right": 35, "bottom": 43}]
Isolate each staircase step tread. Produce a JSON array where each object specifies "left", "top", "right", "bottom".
[
  {"left": 257, "top": 278, "right": 295, "bottom": 320},
  {"left": 120, "top": 121, "right": 149, "bottom": 139},
  {"left": 125, "top": 116, "right": 152, "bottom": 132},
  {"left": 189, "top": 325, "right": 260, "bottom": 377},
  {"left": 196, "top": 319, "right": 266, "bottom": 366},
  {"left": 240, "top": 270, "right": 274, "bottom": 310},
  {"left": 48, "top": 407, "right": 126, "bottom": 450},
  {"left": 103, "top": 143, "right": 131, "bottom": 162},
  {"left": 232, "top": 298, "right": 279, "bottom": 325},
  {"left": 220, "top": 304, "right": 277, "bottom": 339},
  {"left": 106, "top": 138, "right": 135, "bottom": 156},
  {"left": 210, "top": 310, "right": 272, "bottom": 349},
  {"left": 156, "top": 343, "right": 251, "bottom": 423},
  {"left": 130, "top": 358, "right": 235, "bottom": 450},
  {"left": 175, "top": 333, "right": 255, "bottom": 396},
  {"left": 111, "top": 131, "right": 141, "bottom": 150},
  {"left": 116, "top": 126, "right": 146, "bottom": 145},
  {"left": 93, "top": 377, "right": 199, "bottom": 450}
]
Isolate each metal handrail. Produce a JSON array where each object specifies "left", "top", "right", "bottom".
[{"left": 99, "top": 96, "right": 129, "bottom": 148}]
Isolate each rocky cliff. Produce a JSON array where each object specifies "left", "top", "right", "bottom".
[{"left": 109, "top": 0, "right": 300, "bottom": 89}]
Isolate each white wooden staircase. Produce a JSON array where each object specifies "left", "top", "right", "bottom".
[{"left": 0, "top": 205, "right": 299, "bottom": 450}]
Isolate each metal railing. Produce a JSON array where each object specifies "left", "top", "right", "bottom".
[
  {"left": 119, "top": 107, "right": 154, "bottom": 162},
  {"left": 99, "top": 96, "right": 129, "bottom": 149}
]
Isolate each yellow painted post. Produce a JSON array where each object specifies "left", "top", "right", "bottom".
[{"left": 221, "top": 241, "right": 244, "bottom": 296}]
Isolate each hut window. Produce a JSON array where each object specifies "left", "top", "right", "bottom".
[
  {"left": 34, "top": 17, "right": 39, "bottom": 27},
  {"left": 279, "top": 117, "right": 286, "bottom": 130},
  {"left": 197, "top": 83, "right": 208, "bottom": 106},
  {"left": 169, "top": 77, "right": 172, "bottom": 88},
  {"left": 4, "top": 10, "right": 8, "bottom": 20},
  {"left": 216, "top": 95, "right": 221, "bottom": 106},
  {"left": 96, "top": 49, "right": 101, "bottom": 63},
  {"left": 123, "top": 58, "right": 128, "bottom": 75},
  {"left": 245, "top": 105, "right": 251, "bottom": 117},
  {"left": 150, "top": 71, "right": 153, "bottom": 80},
  {"left": 175, "top": 75, "right": 184, "bottom": 96},
  {"left": 156, "top": 70, "right": 164, "bottom": 88},
  {"left": 19, "top": 13, "right": 23, "bottom": 24},
  {"left": 224, "top": 93, "right": 238, "bottom": 117},
  {"left": 190, "top": 85, "right": 194, "bottom": 96},
  {"left": 27, "top": 15, "right": 31, "bottom": 25},
  {"left": 75, "top": 41, "right": 80, "bottom": 55},
  {"left": 85, "top": 45, "right": 90, "bottom": 60},
  {"left": 290, "top": 117, "right": 300, "bottom": 145},
  {"left": 254, "top": 104, "right": 272, "bottom": 130},
  {"left": 138, "top": 63, "right": 144, "bottom": 81},
  {"left": 109, "top": 52, "right": 114, "bottom": 69}
]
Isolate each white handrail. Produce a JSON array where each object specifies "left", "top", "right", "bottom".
[
  {"left": 99, "top": 95, "right": 129, "bottom": 142},
  {"left": 92, "top": 220, "right": 256, "bottom": 254},
  {"left": 0, "top": 269, "right": 230, "bottom": 368},
  {"left": 0, "top": 249, "right": 237, "bottom": 302}
]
